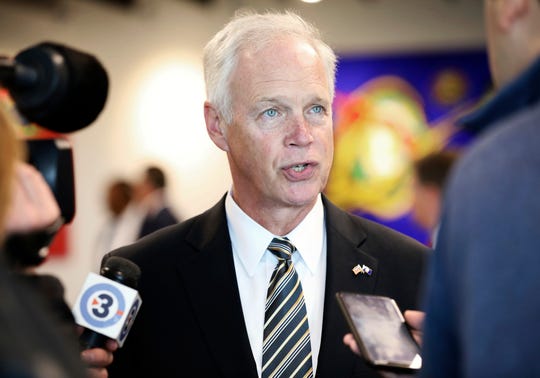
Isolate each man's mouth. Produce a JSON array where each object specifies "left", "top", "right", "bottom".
[{"left": 291, "top": 164, "right": 308, "bottom": 173}]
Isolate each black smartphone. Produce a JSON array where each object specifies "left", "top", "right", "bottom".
[{"left": 336, "top": 292, "right": 422, "bottom": 372}]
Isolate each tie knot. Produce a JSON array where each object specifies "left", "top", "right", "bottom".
[{"left": 268, "top": 237, "right": 296, "bottom": 261}]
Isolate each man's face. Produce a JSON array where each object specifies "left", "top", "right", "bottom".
[{"left": 224, "top": 36, "right": 334, "bottom": 214}]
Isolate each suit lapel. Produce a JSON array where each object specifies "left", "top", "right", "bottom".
[
  {"left": 316, "top": 197, "right": 379, "bottom": 377},
  {"left": 176, "top": 196, "right": 258, "bottom": 378}
]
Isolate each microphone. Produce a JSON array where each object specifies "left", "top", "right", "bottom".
[
  {"left": 72, "top": 256, "right": 142, "bottom": 349},
  {"left": 0, "top": 41, "right": 109, "bottom": 132}
]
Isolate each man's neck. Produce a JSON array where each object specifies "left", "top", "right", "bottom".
[{"left": 230, "top": 191, "right": 319, "bottom": 236}]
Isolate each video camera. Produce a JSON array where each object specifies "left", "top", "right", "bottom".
[{"left": 0, "top": 42, "right": 109, "bottom": 267}]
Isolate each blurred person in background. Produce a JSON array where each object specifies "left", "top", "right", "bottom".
[
  {"left": 411, "top": 150, "right": 459, "bottom": 247},
  {"left": 97, "top": 166, "right": 180, "bottom": 254},
  {"left": 133, "top": 165, "right": 179, "bottom": 239},
  {"left": 94, "top": 179, "right": 134, "bottom": 270}
]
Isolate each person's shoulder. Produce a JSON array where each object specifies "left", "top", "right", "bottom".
[
  {"left": 156, "top": 206, "right": 179, "bottom": 223},
  {"left": 463, "top": 102, "right": 540, "bottom": 165},
  {"left": 449, "top": 102, "right": 540, "bottom": 198}
]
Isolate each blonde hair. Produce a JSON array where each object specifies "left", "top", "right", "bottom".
[
  {"left": 203, "top": 10, "right": 337, "bottom": 124},
  {"left": 0, "top": 104, "right": 22, "bottom": 242}
]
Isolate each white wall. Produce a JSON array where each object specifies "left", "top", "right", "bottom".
[{"left": 0, "top": 0, "right": 485, "bottom": 304}]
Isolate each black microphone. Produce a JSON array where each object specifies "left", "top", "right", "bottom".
[
  {"left": 74, "top": 256, "right": 142, "bottom": 350},
  {"left": 0, "top": 41, "right": 109, "bottom": 132}
]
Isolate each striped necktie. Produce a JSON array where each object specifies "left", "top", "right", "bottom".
[{"left": 262, "top": 237, "right": 313, "bottom": 378}]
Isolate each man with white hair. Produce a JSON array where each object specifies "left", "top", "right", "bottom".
[{"left": 107, "top": 10, "right": 429, "bottom": 377}]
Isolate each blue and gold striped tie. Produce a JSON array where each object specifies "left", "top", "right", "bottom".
[{"left": 262, "top": 237, "right": 313, "bottom": 378}]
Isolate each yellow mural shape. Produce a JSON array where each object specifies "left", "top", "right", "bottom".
[{"left": 326, "top": 76, "right": 443, "bottom": 219}]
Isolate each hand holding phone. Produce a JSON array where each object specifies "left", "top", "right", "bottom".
[{"left": 336, "top": 292, "right": 422, "bottom": 371}]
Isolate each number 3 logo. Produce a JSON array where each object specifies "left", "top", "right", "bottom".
[
  {"left": 80, "top": 283, "right": 126, "bottom": 328},
  {"left": 92, "top": 293, "right": 114, "bottom": 318}
]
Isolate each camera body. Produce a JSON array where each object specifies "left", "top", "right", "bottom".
[
  {"left": 0, "top": 42, "right": 108, "bottom": 267},
  {"left": 0, "top": 124, "right": 76, "bottom": 268},
  {"left": 27, "top": 138, "right": 75, "bottom": 224}
]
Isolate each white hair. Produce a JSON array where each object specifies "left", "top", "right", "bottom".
[{"left": 203, "top": 10, "right": 338, "bottom": 124}]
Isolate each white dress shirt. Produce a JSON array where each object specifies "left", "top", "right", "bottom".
[{"left": 225, "top": 192, "right": 327, "bottom": 377}]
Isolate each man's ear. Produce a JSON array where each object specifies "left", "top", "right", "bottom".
[
  {"left": 496, "top": 0, "right": 529, "bottom": 31},
  {"left": 204, "top": 102, "right": 229, "bottom": 152}
]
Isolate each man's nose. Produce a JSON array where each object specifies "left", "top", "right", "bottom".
[{"left": 287, "top": 116, "right": 314, "bottom": 147}]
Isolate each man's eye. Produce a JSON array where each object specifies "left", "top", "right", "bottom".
[
  {"left": 311, "top": 105, "right": 324, "bottom": 114},
  {"left": 264, "top": 108, "right": 278, "bottom": 118}
]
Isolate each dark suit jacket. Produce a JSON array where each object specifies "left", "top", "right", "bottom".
[{"left": 107, "top": 195, "right": 429, "bottom": 378}]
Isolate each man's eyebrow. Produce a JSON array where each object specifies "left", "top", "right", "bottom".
[
  {"left": 304, "top": 97, "right": 331, "bottom": 109},
  {"left": 251, "top": 97, "right": 290, "bottom": 113},
  {"left": 255, "top": 97, "right": 284, "bottom": 104}
]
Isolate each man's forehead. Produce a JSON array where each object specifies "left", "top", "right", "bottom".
[
  {"left": 235, "top": 51, "right": 328, "bottom": 87},
  {"left": 230, "top": 37, "right": 331, "bottom": 103},
  {"left": 239, "top": 35, "right": 318, "bottom": 63}
]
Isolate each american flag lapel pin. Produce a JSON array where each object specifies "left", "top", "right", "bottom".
[
  {"left": 361, "top": 264, "right": 373, "bottom": 276},
  {"left": 352, "top": 264, "right": 373, "bottom": 276}
]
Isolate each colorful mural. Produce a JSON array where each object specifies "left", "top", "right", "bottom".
[{"left": 326, "top": 50, "right": 492, "bottom": 245}]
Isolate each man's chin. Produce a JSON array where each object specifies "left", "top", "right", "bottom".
[{"left": 282, "top": 189, "right": 320, "bottom": 209}]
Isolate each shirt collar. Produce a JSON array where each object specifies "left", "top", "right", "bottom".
[
  {"left": 225, "top": 192, "right": 325, "bottom": 277},
  {"left": 286, "top": 197, "right": 325, "bottom": 275},
  {"left": 458, "top": 55, "right": 540, "bottom": 133}
]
